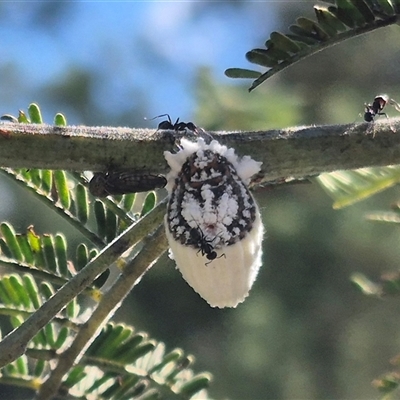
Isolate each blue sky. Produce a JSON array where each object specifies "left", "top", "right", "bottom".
[{"left": 0, "top": 2, "right": 277, "bottom": 125}]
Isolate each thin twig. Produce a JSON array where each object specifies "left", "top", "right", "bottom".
[{"left": 35, "top": 224, "right": 168, "bottom": 400}]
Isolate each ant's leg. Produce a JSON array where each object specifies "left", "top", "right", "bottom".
[
  {"left": 205, "top": 253, "right": 226, "bottom": 266},
  {"left": 375, "top": 112, "right": 395, "bottom": 134}
]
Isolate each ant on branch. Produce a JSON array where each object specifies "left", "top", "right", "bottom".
[
  {"left": 148, "top": 114, "right": 198, "bottom": 132},
  {"left": 364, "top": 94, "right": 400, "bottom": 122},
  {"left": 188, "top": 226, "right": 226, "bottom": 266}
]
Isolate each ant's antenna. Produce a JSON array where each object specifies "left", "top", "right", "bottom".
[
  {"left": 144, "top": 114, "right": 172, "bottom": 122},
  {"left": 389, "top": 98, "right": 400, "bottom": 113}
]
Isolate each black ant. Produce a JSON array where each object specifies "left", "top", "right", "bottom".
[
  {"left": 364, "top": 95, "right": 389, "bottom": 122},
  {"left": 148, "top": 114, "right": 198, "bottom": 132},
  {"left": 364, "top": 94, "right": 400, "bottom": 122},
  {"left": 188, "top": 226, "right": 225, "bottom": 266}
]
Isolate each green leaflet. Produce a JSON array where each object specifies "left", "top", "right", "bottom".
[
  {"left": 8, "top": 275, "right": 31, "bottom": 309},
  {"left": 122, "top": 193, "right": 136, "bottom": 212},
  {"left": 54, "top": 234, "right": 68, "bottom": 277},
  {"left": 16, "top": 234, "right": 34, "bottom": 264},
  {"left": 1, "top": 223, "right": 24, "bottom": 262},
  {"left": 54, "top": 112, "right": 67, "bottom": 126},
  {"left": 42, "top": 235, "right": 58, "bottom": 273},
  {"left": 141, "top": 191, "right": 156, "bottom": 217},
  {"left": 28, "top": 103, "right": 43, "bottom": 124},
  {"left": 94, "top": 200, "right": 107, "bottom": 239},
  {"left": 373, "top": 0, "right": 396, "bottom": 16},
  {"left": 349, "top": 0, "right": 375, "bottom": 23},
  {"left": 270, "top": 31, "right": 302, "bottom": 52},
  {"left": 76, "top": 243, "right": 89, "bottom": 271},
  {"left": 246, "top": 48, "right": 278, "bottom": 68},
  {"left": 105, "top": 207, "right": 118, "bottom": 243},
  {"left": 76, "top": 183, "right": 89, "bottom": 224},
  {"left": 180, "top": 373, "right": 213, "bottom": 397},
  {"left": 314, "top": 6, "right": 348, "bottom": 35},
  {"left": 23, "top": 275, "right": 41, "bottom": 309},
  {"left": 54, "top": 170, "right": 71, "bottom": 210},
  {"left": 224, "top": 67, "right": 262, "bottom": 79}
]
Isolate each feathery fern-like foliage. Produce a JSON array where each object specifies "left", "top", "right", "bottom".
[
  {"left": 315, "top": 166, "right": 400, "bottom": 209},
  {"left": 0, "top": 104, "right": 212, "bottom": 399},
  {"left": 350, "top": 269, "right": 400, "bottom": 395},
  {"left": 226, "top": 0, "right": 400, "bottom": 91},
  {"left": 0, "top": 271, "right": 211, "bottom": 398}
]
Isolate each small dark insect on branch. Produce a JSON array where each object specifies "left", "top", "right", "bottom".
[
  {"left": 364, "top": 94, "right": 400, "bottom": 122},
  {"left": 89, "top": 170, "right": 167, "bottom": 197},
  {"left": 148, "top": 114, "right": 198, "bottom": 132}
]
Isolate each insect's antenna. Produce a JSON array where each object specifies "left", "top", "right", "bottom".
[
  {"left": 187, "top": 218, "right": 204, "bottom": 234},
  {"left": 389, "top": 99, "right": 400, "bottom": 113},
  {"left": 144, "top": 114, "right": 172, "bottom": 122}
]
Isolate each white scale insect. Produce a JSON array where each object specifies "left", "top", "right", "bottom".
[{"left": 164, "top": 138, "right": 264, "bottom": 308}]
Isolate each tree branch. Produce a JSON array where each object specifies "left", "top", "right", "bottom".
[{"left": 1, "top": 120, "right": 400, "bottom": 185}]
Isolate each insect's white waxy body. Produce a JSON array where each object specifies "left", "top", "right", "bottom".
[{"left": 164, "top": 138, "right": 264, "bottom": 308}]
